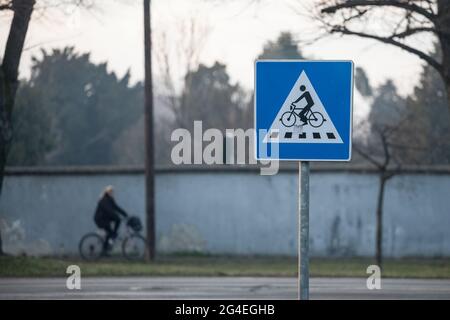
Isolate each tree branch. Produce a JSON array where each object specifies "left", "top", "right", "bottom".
[
  {"left": 331, "top": 26, "right": 444, "bottom": 77},
  {"left": 353, "top": 143, "right": 383, "bottom": 169},
  {"left": 391, "top": 27, "right": 437, "bottom": 39},
  {"left": 0, "top": 4, "right": 12, "bottom": 11},
  {"left": 321, "top": 0, "right": 436, "bottom": 22}
]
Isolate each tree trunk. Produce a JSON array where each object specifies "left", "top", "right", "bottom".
[
  {"left": 437, "top": 0, "right": 450, "bottom": 109},
  {"left": 447, "top": 82, "right": 450, "bottom": 108},
  {"left": 0, "top": 0, "right": 35, "bottom": 256},
  {"left": 0, "top": 229, "right": 3, "bottom": 256},
  {"left": 375, "top": 174, "right": 387, "bottom": 269}
]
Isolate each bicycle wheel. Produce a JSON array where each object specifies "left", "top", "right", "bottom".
[
  {"left": 308, "top": 112, "right": 325, "bottom": 128},
  {"left": 280, "top": 111, "right": 297, "bottom": 127},
  {"left": 79, "top": 233, "right": 104, "bottom": 261},
  {"left": 122, "top": 234, "right": 147, "bottom": 261}
]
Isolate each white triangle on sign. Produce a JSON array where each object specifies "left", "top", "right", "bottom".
[{"left": 263, "top": 71, "right": 343, "bottom": 144}]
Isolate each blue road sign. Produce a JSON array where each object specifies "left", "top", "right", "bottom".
[{"left": 255, "top": 60, "right": 354, "bottom": 161}]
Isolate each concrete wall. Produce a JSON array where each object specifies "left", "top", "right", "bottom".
[{"left": 1, "top": 167, "right": 450, "bottom": 257}]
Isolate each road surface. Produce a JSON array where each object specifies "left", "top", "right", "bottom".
[{"left": 1, "top": 277, "right": 450, "bottom": 299}]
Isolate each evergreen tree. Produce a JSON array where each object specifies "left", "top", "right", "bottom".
[
  {"left": 8, "top": 47, "right": 144, "bottom": 166},
  {"left": 258, "top": 32, "right": 304, "bottom": 60}
]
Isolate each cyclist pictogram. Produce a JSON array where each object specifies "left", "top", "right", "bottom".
[{"left": 280, "top": 84, "right": 326, "bottom": 128}]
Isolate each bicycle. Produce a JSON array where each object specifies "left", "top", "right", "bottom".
[
  {"left": 79, "top": 216, "right": 147, "bottom": 261},
  {"left": 280, "top": 104, "right": 326, "bottom": 128}
]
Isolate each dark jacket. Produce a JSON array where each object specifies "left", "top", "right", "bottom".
[{"left": 94, "top": 193, "right": 128, "bottom": 225}]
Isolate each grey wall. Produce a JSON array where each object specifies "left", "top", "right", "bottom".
[{"left": 1, "top": 168, "right": 449, "bottom": 257}]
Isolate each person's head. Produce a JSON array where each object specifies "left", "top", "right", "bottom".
[
  {"left": 103, "top": 185, "right": 114, "bottom": 198},
  {"left": 300, "top": 85, "right": 306, "bottom": 92}
]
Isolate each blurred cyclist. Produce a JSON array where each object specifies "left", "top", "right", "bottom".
[{"left": 94, "top": 185, "right": 128, "bottom": 254}]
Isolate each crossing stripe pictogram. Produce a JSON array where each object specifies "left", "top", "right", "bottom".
[{"left": 281, "top": 131, "right": 337, "bottom": 141}]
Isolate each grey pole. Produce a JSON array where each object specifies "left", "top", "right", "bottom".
[{"left": 298, "top": 161, "right": 310, "bottom": 300}]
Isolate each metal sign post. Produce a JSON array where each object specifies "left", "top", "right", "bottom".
[{"left": 298, "top": 161, "right": 310, "bottom": 300}]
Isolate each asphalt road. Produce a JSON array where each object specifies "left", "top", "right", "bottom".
[{"left": 1, "top": 277, "right": 450, "bottom": 300}]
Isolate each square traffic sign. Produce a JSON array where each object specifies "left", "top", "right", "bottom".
[{"left": 255, "top": 60, "right": 354, "bottom": 161}]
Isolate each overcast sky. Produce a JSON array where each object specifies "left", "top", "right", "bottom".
[{"left": 1, "top": 0, "right": 436, "bottom": 118}]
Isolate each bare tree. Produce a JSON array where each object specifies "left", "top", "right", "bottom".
[
  {"left": 355, "top": 120, "right": 403, "bottom": 268},
  {"left": 0, "top": 0, "right": 93, "bottom": 255},
  {"left": 154, "top": 17, "right": 210, "bottom": 128},
  {"left": 0, "top": 0, "right": 35, "bottom": 255},
  {"left": 353, "top": 110, "right": 443, "bottom": 267},
  {"left": 316, "top": 0, "right": 450, "bottom": 111}
]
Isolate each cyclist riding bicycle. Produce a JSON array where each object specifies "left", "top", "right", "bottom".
[
  {"left": 94, "top": 185, "right": 128, "bottom": 254},
  {"left": 291, "top": 85, "right": 314, "bottom": 125}
]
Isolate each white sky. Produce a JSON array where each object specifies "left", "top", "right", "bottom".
[{"left": 0, "top": 0, "right": 436, "bottom": 119}]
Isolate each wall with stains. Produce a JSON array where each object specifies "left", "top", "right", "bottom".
[{"left": 1, "top": 168, "right": 449, "bottom": 257}]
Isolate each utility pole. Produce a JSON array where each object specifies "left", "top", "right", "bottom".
[{"left": 143, "top": 0, "right": 155, "bottom": 261}]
